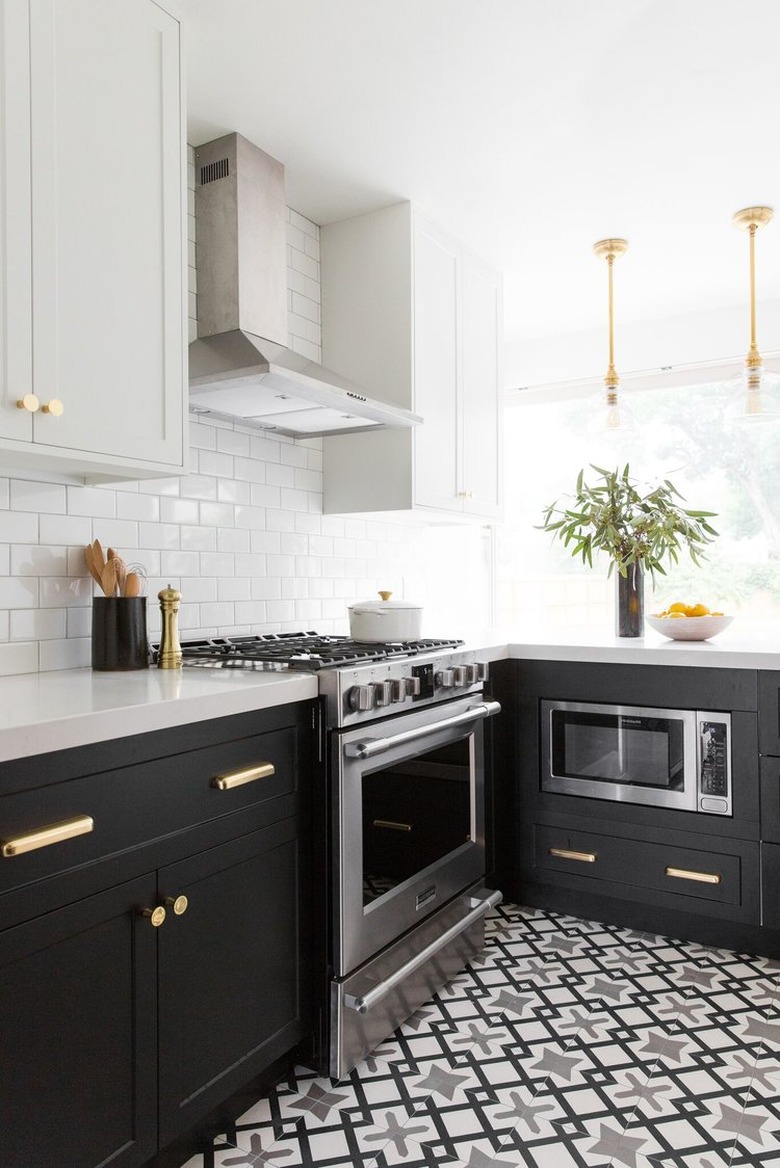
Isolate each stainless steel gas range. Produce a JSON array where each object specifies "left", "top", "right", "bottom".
[{"left": 164, "top": 632, "right": 502, "bottom": 1078}]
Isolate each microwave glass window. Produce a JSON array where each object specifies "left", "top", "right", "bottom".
[{"left": 553, "top": 711, "right": 685, "bottom": 791}]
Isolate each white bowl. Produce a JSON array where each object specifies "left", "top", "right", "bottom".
[{"left": 646, "top": 613, "right": 734, "bottom": 641}]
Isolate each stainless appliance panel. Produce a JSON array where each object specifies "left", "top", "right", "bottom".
[
  {"left": 333, "top": 697, "right": 494, "bottom": 977},
  {"left": 330, "top": 885, "right": 500, "bottom": 1079}
]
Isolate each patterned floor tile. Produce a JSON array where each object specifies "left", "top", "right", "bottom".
[{"left": 192, "top": 905, "right": 780, "bottom": 1168}]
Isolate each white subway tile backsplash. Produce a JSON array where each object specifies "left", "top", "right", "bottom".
[
  {"left": 179, "top": 576, "right": 219, "bottom": 602},
  {"left": 0, "top": 641, "right": 38, "bottom": 675},
  {"left": 199, "top": 552, "right": 236, "bottom": 578},
  {"left": 216, "top": 428, "right": 251, "bottom": 457},
  {"left": 234, "top": 600, "right": 267, "bottom": 624},
  {"left": 179, "top": 474, "right": 218, "bottom": 501},
  {"left": 39, "top": 577, "right": 90, "bottom": 608},
  {"left": 0, "top": 511, "right": 39, "bottom": 543},
  {"left": 218, "top": 527, "right": 251, "bottom": 553},
  {"left": 138, "top": 522, "right": 180, "bottom": 550},
  {"left": 116, "top": 492, "right": 161, "bottom": 522},
  {"left": 0, "top": 478, "right": 9, "bottom": 508},
  {"left": 10, "top": 479, "right": 67, "bottom": 514},
  {"left": 180, "top": 525, "right": 217, "bottom": 551},
  {"left": 218, "top": 577, "right": 251, "bottom": 601},
  {"left": 249, "top": 436, "right": 282, "bottom": 463},
  {"left": 0, "top": 577, "right": 38, "bottom": 607},
  {"left": 66, "top": 485, "right": 116, "bottom": 519},
  {"left": 266, "top": 464, "right": 296, "bottom": 488},
  {"left": 198, "top": 450, "right": 235, "bottom": 479},
  {"left": 160, "top": 550, "right": 201, "bottom": 576},
  {"left": 199, "top": 502, "right": 235, "bottom": 528},
  {"left": 161, "top": 497, "right": 200, "bottom": 525},
  {"left": 11, "top": 545, "right": 68, "bottom": 577},
  {"left": 11, "top": 608, "right": 66, "bottom": 641}
]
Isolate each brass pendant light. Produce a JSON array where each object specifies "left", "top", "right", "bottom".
[
  {"left": 726, "top": 205, "right": 779, "bottom": 424},
  {"left": 590, "top": 237, "right": 634, "bottom": 432}
]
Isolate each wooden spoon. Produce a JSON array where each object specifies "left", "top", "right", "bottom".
[
  {"left": 101, "top": 557, "right": 117, "bottom": 598},
  {"left": 92, "top": 538, "right": 105, "bottom": 572},
  {"left": 84, "top": 545, "right": 103, "bottom": 589},
  {"left": 123, "top": 572, "right": 141, "bottom": 598}
]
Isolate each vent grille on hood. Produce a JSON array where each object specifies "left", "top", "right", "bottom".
[{"left": 188, "top": 133, "right": 421, "bottom": 438}]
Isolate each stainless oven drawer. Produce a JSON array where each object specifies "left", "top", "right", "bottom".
[{"left": 330, "top": 883, "right": 501, "bottom": 1080}]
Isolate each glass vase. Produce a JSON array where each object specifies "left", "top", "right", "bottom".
[{"left": 615, "top": 562, "right": 644, "bottom": 638}]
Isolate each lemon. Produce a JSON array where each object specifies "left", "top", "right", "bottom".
[
  {"left": 689, "top": 603, "right": 710, "bottom": 617},
  {"left": 668, "top": 612, "right": 686, "bottom": 619},
  {"left": 669, "top": 602, "right": 688, "bottom": 613}
]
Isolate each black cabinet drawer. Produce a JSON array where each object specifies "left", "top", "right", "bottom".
[
  {"left": 534, "top": 824, "right": 754, "bottom": 915},
  {"left": 0, "top": 726, "right": 297, "bottom": 895},
  {"left": 762, "top": 842, "right": 780, "bottom": 929},
  {"left": 759, "top": 671, "right": 780, "bottom": 756},
  {"left": 761, "top": 757, "right": 780, "bottom": 842}
]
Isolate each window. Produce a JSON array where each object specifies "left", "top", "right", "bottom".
[{"left": 499, "top": 376, "right": 780, "bottom": 633}]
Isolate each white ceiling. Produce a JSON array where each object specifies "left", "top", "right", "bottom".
[{"left": 185, "top": 0, "right": 780, "bottom": 379}]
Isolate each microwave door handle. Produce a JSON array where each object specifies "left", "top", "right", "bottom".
[{"left": 344, "top": 700, "right": 501, "bottom": 760}]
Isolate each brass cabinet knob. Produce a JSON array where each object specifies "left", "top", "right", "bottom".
[
  {"left": 41, "top": 398, "right": 64, "bottom": 416},
  {"left": 165, "top": 894, "right": 189, "bottom": 916},
  {"left": 140, "top": 905, "right": 167, "bottom": 928},
  {"left": 16, "top": 394, "right": 40, "bottom": 412}
]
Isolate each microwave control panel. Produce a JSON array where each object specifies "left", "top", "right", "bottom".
[{"left": 698, "top": 717, "right": 731, "bottom": 814}]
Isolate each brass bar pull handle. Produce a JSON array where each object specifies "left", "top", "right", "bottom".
[
  {"left": 372, "top": 819, "right": 412, "bottom": 832},
  {"left": 1, "top": 814, "right": 94, "bottom": 858},
  {"left": 211, "top": 762, "right": 275, "bottom": 791},
  {"left": 548, "top": 847, "right": 597, "bottom": 864},
  {"left": 665, "top": 866, "right": 721, "bottom": 885}
]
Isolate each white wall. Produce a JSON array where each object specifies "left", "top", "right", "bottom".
[{"left": 0, "top": 148, "right": 485, "bottom": 677}]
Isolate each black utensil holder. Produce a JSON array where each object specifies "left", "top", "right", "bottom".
[{"left": 91, "top": 597, "right": 149, "bottom": 671}]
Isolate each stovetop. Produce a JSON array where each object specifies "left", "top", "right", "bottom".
[{"left": 153, "top": 632, "right": 465, "bottom": 672}]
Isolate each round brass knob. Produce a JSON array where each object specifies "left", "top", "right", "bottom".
[
  {"left": 165, "top": 894, "right": 189, "bottom": 916},
  {"left": 141, "top": 905, "right": 166, "bottom": 927},
  {"left": 41, "top": 399, "right": 64, "bottom": 416},
  {"left": 16, "top": 394, "right": 39, "bottom": 413}
]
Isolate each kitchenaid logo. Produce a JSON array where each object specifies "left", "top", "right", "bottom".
[{"left": 619, "top": 716, "right": 645, "bottom": 728}]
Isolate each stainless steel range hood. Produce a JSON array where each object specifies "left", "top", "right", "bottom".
[{"left": 189, "top": 133, "right": 421, "bottom": 438}]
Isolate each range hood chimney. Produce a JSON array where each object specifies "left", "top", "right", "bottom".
[{"left": 189, "top": 133, "right": 421, "bottom": 438}]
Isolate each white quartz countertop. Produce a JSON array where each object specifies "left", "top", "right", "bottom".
[
  {"left": 503, "top": 628, "right": 780, "bottom": 670},
  {"left": 0, "top": 668, "right": 318, "bottom": 764},
  {"left": 1, "top": 625, "right": 779, "bottom": 764}
]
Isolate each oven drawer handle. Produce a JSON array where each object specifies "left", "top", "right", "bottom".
[
  {"left": 345, "top": 700, "right": 501, "bottom": 760},
  {"left": 344, "top": 888, "right": 503, "bottom": 1014}
]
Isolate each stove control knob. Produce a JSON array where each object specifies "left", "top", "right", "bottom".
[
  {"left": 404, "top": 676, "right": 421, "bottom": 696},
  {"left": 477, "top": 662, "right": 489, "bottom": 683},
  {"left": 349, "top": 684, "right": 376, "bottom": 712},
  {"left": 464, "top": 664, "right": 480, "bottom": 684},
  {"left": 374, "top": 681, "right": 393, "bottom": 706},
  {"left": 436, "top": 669, "right": 456, "bottom": 688},
  {"left": 452, "top": 665, "right": 469, "bottom": 686},
  {"left": 391, "top": 678, "right": 407, "bottom": 702}
]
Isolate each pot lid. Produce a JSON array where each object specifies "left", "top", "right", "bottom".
[{"left": 349, "top": 590, "right": 422, "bottom": 613}]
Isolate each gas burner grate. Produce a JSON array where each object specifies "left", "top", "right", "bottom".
[{"left": 152, "top": 632, "right": 464, "bottom": 671}]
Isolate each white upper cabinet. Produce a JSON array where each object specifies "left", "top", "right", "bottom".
[
  {"left": 321, "top": 202, "right": 502, "bottom": 519},
  {"left": 0, "top": 0, "right": 186, "bottom": 481}
]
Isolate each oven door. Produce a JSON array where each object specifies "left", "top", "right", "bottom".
[
  {"left": 333, "top": 695, "right": 500, "bottom": 977},
  {"left": 541, "top": 699, "right": 698, "bottom": 811}
]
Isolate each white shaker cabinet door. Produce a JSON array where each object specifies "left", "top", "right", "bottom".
[
  {"left": 0, "top": 0, "right": 34, "bottom": 443},
  {"left": 461, "top": 254, "right": 502, "bottom": 519},
  {"left": 412, "top": 217, "right": 460, "bottom": 513},
  {"left": 28, "top": 0, "right": 185, "bottom": 469}
]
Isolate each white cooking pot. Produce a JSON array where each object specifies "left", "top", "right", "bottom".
[{"left": 348, "top": 591, "right": 423, "bottom": 642}]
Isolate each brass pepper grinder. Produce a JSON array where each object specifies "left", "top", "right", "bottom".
[{"left": 157, "top": 584, "right": 182, "bottom": 669}]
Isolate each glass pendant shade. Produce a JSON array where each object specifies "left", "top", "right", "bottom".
[
  {"left": 591, "top": 238, "right": 633, "bottom": 434},
  {"left": 727, "top": 206, "right": 778, "bottom": 425},
  {"left": 723, "top": 363, "right": 780, "bottom": 424}
]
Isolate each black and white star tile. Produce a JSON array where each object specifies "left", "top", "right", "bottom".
[{"left": 180, "top": 904, "right": 780, "bottom": 1168}]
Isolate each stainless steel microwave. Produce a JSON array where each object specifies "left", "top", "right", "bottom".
[{"left": 540, "top": 700, "right": 731, "bottom": 815}]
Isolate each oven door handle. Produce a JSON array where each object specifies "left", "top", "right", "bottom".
[
  {"left": 344, "top": 700, "right": 501, "bottom": 760},
  {"left": 344, "top": 888, "right": 503, "bottom": 1014}
]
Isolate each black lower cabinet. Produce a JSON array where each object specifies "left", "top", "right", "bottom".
[
  {"left": 0, "top": 875, "right": 158, "bottom": 1168},
  {"left": 157, "top": 818, "right": 302, "bottom": 1147},
  {"left": 0, "top": 700, "right": 316, "bottom": 1168}
]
